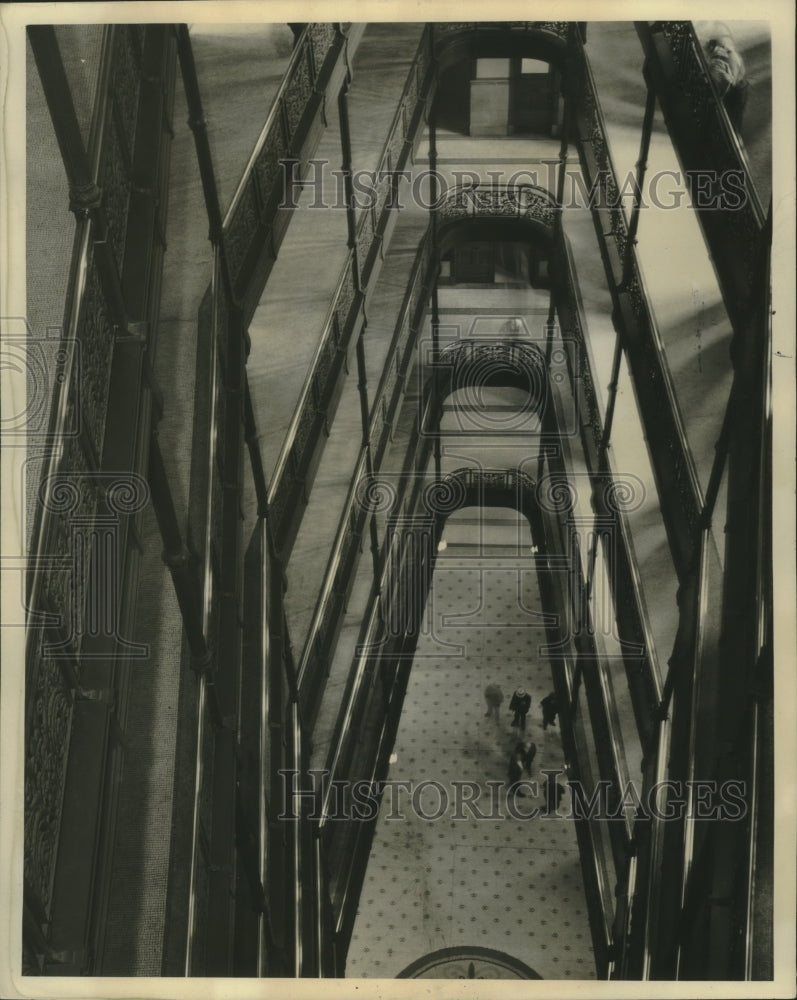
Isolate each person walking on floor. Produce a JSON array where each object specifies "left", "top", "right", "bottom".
[
  {"left": 523, "top": 740, "right": 537, "bottom": 775},
  {"left": 541, "top": 691, "right": 558, "bottom": 730},
  {"left": 508, "top": 747, "right": 528, "bottom": 797},
  {"left": 509, "top": 687, "right": 531, "bottom": 730},
  {"left": 484, "top": 683, "right": 503, "bottom": 719}
]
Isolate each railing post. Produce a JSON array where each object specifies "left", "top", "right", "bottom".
[
  {"left": 620, "top": 81, "right": 656, "bottom": 290},
  {"left": 26, "top": 27, "right": 101, "bottom": 212},
  {"left": 429, "top": 90, "right": 442, "bottom": 485},
  {"left": 174, "top": 25, "right": 224, "bottom": 247},
  {"left": 149, "top": 430, "right": 211, "bottom": 664},
  {"left": 337, "top": 76, "right": 362, "bottom": 293},
  {"left": 546, "top": 79, "right": 570, "bottom": 342}
]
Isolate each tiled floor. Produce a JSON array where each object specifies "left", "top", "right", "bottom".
[{"left": 346, "top": 537, "right": 596, "bottom": 980}]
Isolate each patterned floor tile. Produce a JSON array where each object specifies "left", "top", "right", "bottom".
[{"left": 346, "top": 549, "right": 596, "bottom": 980}]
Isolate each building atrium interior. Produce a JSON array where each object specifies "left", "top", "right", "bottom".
[{"left": 4, "top": 12, "right": 792, "bottom": 991}]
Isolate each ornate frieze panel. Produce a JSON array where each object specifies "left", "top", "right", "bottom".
[
  {"left": 24, "top": 655, "right": 74, "bottom": 920},
  {"left": 283, "top": 50, "right": 313, "bottom": 140},
  {"left": 77, "top": 250, "right": 116, "bottom": 460},
  {"left": 112, "top": 26, "right": 141, "bottom": 159},
  {"left": 293, "top": 394, "right": 317, "bottom": 460},
  {"left": 225, "top": 179, "right": 259, "bottom": 287},
  {"left": 439, "top": 183, "right": 559, "bottom": 229},
  {"left": 307, "top": 23, "right": 336, "bottom": 78},
  {"left": 253, "top": 126, "right": 287, "bottom": 209},
  {"left": 335, "top": 266, "right": 357, "bottom": 332},
  {"left": 101, "top": 116, "right": 132, "bottom": 273}
]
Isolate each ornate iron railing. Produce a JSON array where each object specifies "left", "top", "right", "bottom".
[
  {"left": 24, "top": 24, "right": 177, "bottom": 973},
  {"left": 222, "top": 24, "right": 351, "bottom": 312},
  {"left": 552, "top": 234, "right": 662, "bottom": 747},
  {"left": 296, "top": 236, "right": 436, "bottom": 723},
  {"left": 25, "top": 20, "right": 147, "bottom": 940},
  {"left": 267, "top": 25, "right": 435, "bottom": 565}
]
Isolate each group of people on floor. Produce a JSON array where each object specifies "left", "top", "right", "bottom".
[
  {"left": 483, "top": 684, "right": 558, "bottom": 731},
  {"left": 483, "top": 683, "right": 565, "bottom": 811}
]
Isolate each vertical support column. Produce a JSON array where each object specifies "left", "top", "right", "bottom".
[
  {"left": 337, "top": 75, "right": 362, "bottom": 294},
  {"left": 174, "top": 26, "right": 241, "bottom": 971},
  {"left": 355, "top": 337, "right": 382, "bottom": 590},
  {"left": 339, "top": 76, "right": 382, "bottom": 591},
  {"left": 149, "top": 432, "right": 210, "bottom": 664},
  {"left": 203, "top": 298, "right": 246, "bottom": 975},
  {"left": 583, "top": 334, "right": 623, "bottom": 599},
  {"left": 538, "top": 84, "right": 570, "bottom": 485},
  {"left": 174, "top": 25, "right": 224, "bottom": 249},
  {"left": 429, "top": 94, "right": 442, "bottom": 485},
  {"left": 546, "top": 90, "right": 570, "bottom": 340},
  {"left": 26, "top": 26, "right": 99, "bottom": 207},
  {"left": 621, "top": 81, "right": 656, "bottom": 290},
  {"left": 681, "top": 214, "right": 772, "bottom": 979}
]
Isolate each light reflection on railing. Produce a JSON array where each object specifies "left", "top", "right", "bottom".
[
  {"left": 256, "top": 519, "right": 271, "bottom": 977},
  {"left": 25, "top": 22, "right": 126, "bottom": 656},
  {"left": 295, "top": 448, "right": 367, "bottom": 691},
  {"left": 332, "top": 643, "right": 411, "bottom": 939},
  {"left": 319, "top": 593, "right": 383, "bottom": 828},
  {"left": 292, "top": 701, "right": 303, "bottom": 977},
  {"left": 561, "top": 653, "right": 616, "bottom": 958},
  {"left": 742, "top": 281, "right": 772, "bottom": 976},
  {"left": 743, "top": 703, "right": 761, "bottom": 979},
  {"left": 642, "top": 715, "right": 671, "bottom": 979},
  {"left": 184, "top": 245, "right": 222, "bottom": 975},
  {"left": 268, "top": 259, "right": 352, "bottom": 505},
  {"left": 678, "top": 529, "right": 711, "bottom": 935},
  {"left": 555, "top": 234, "right": 663, "bottom": 733}
]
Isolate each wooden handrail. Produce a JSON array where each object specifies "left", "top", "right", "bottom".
[
  {"left": 223, "top": 24, "right": 335, "bottom": 231},
  {"left": 268, "top": 255, "right": 354, "bottom": 500},
  {"left": 295, "top": 447, "right": 367, "bottom": 688}
]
